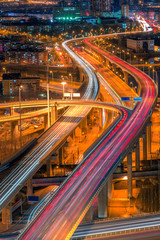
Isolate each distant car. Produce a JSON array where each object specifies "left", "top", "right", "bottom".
[
  {"left": 21, "top": 123, "right": 29, "bottom": 131},
  {"left": 31, "top": 119, "right": 37, "bottom": 124}
]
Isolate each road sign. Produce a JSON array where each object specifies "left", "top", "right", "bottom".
[
  {"left": 64, "top": 93, "right": 71, "bottom": 97},
  {"left": 133, "top": 97, "right": 142, "bottom": 101},
  {"left": 121, "top": 97, "right": 130, "bottom": 101},
  {"left": 28, "top": 196, "right": 39, "bottom": 202},
  {"left": 73, "top": 93, "right": 80, "bottom": 97}
]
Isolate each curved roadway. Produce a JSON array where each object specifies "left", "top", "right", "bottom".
[
  {"left": 0, "top": 39, "right": 98, "bottom": 212},
  {"left": 17, "top": 33, "right": 157, "bottom": 240}
]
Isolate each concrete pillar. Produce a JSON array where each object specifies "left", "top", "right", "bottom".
[
  {"left": 127, "top": 152, "right": 132, "bottom": 199},
  {"left": 147, "top": 122, "right": 152, "bottom": 154},
  {"left": 11, "top": 121, "right": 19, "bottom": 150},
  {"left": 81, "top": 117, "right": 87, "bottom": 133},
  {"left": 51, "top": 105, "right": 58, "bottom": 125},
  {"left": 44, "top": 114, "right": 48, "bottom": 130},
  {"left": 11, "top": 121, "right": 19, "bottom": 139},
  {"left": 143, "top": 132, "right": 147, "bottom": 160},
  {"left": 112, "top": 64, "right": 117, "bottom": 73},
  {"left": 80, "top": 72, "right": 84, "bottom": 82},
  {"left": 98, "top": 182, "right": 108, "bottom": 218},
  {"left": 108, "top": 175, "right": 113, "bottom": 200},
  {"left": 84, "top": 205, "right": 93, "bottom": 222},
  {"left": 47, "top": 159, "right": 52, "bottom": 177},
  {"left": 2, "top": 202, "right": 12, "bottom": 225},
  {"left": 58, "top": 147, "right": 64, "bottom": 165},
  {"left": 10, "top": 107, "right": 14, "bottom": 115},
  {"left": 136, "top": 140, "right": 140, "bottom": 171},
  {"left": 99, "top": 108, "right": 103, "bottom": 129},
  {"left": 71, "top": 130, "right": 75, "bottom": 140},
  {"left": 27, "top": 179, "right": 33, "bottom": 198},
  {"left": 123, "top": 71, "right": 128, "bottom": 85}
]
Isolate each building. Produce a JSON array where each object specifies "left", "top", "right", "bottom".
[
  {"left": 2, "top": 73, "right": 40, "bottom": 96},
  {"left": 91, "top": 0, "right": 111, "bottom": 15},
  {"left": 80, "top": 0, "right": 90, "bottom": 10},
  {"left": 54, "top": 6, "right": 81, "bottom": 22},
  {"left": 127, "top": 38, "right": 154, "bottom": 52},
  {"left": 121, "top": 3, "right": 129, "bottom": 18}
]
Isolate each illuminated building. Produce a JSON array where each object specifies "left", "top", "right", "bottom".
[
  {"left": 91, "top": 0, "right": 111, "bottom": 15},
  {"left": 121, "top": 3, "right": 129, "bottom": 18},
  {"left": 54, "top": 6, "right": 81, "bottom": 21},
  {"left": 2, "top": 73, "right": 40, "bottom": 96}
]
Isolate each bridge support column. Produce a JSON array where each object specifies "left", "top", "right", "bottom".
[
  {"left": 44, "top": 115, "right": 48, "bottom": 130},
  {"left": 112, "top": 64, "right": 117, "bottom": 73},
  {"left": 47, "top": 159, "right": 52, "bottom": 177},
  {"left": 136, "top": 140, "right": 140, "bottom": 171},
  {"left": 99, "top": 108, "right": 103, "bottom": 130},
  {"left": 147, "top": 122, "right": 152, "bottom": 154},
  {"left": 81, "top": 117, "right": 87, "bottom": 133},
  {"left": 84, "top": 205, "right": 93, "bottom": 222},
  {"left": 123, "top": 72, "right": 128, "bottom": 85},
  {"left": 27, "top": 179, "right": 33, "bottom": 199},
  {"left": 51, "top": 105, "right": 58, "bottom": 125},
  {"left": 2, "top": 202, "right": 12, "bottom": 226},
  {"left": 10, "top": 107, "right": 14, "bottom": 115},
  {"left": 108, "top": 175, "right": 113, "bottom": 200},
  {"left": 72, "top": 130, "right": 75, "bottom": 140},
  {"left": 80, "top": 72, "right": 84, "bottom": 82},
  {"left": 127, "top": 152, "right": 132, "bottom": 199},
  {"left": 143, "top": 132, "right": 147, "bottom": 160},
  {"left": 11, "top": 121, "right": 19, "bottom": 149},
  {"left": 58, "top": 147, "right": 64, "bottom": 165},
  {"left": 98, "top": 182, "right": 108, "bottom": 218}
]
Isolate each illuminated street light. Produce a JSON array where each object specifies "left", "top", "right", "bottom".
[
  {"left": 47, "top": 59, "right": 50, "bottom": 128},
  {"left": 50, "top": 71, "right": 53, "bottom": 81},
  {"left": 3, "top": 67, "right": 6, "bottom": 73},
  {"left": 61, "top": 82, "right": 66, "bottom": 100}
]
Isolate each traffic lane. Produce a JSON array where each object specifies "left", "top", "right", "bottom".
[
  {"left": 72, "top": 215, "right": 160, "bottom": 237},
  {"left": 18, "top": 37, "right": 156, "bottom": 239},
  {"left": 24, "top": 67, "right": 156, "bottom": 239},
  {"left": 19, "top": 108, "right": 129, "bottom": 239},
  {"left": 18, "top": 60, "right": 155, "bottom": 240},
  {"left": 0, "top": 106, "right": 91, "bottom": 210},
  {"left": 78, "top": 50, "right": 137, "bottom": 107},
  {"left": 81, "top": 229, "right": 160, "bottom": 240}
]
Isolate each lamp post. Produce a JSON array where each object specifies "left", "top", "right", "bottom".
[
  {"left": 50, "top": 71, "right": 53, "bottom": 81},
  {"left": 61, "top": 82, "right": 66, "bottom": 100},
  {"left": 47, "top": 61, "right": 50, "bottom": 128},
  {"left": 19, "top": 85, "right": 23, "bottom": 148},
  {"left": 69, "top": 73, "right": 73, "bottom": 100}
]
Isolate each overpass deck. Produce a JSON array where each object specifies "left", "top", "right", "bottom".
[{"left": 17, "top": 34, "right": 157, "bottom": 240}]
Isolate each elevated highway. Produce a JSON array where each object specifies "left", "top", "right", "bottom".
[
  {"left": 17, "top": 34, "right": 157, "bottom": 240},
  {"left": 0, "top": 38, "right": 99, "bottom": 212}
]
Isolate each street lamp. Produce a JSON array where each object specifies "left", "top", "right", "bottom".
[
  {"left": 18, "top": 85, "right": 23, "bottom": 148},
  {"left": 47, "top": 60, "right": 50, "bottom": 128},
  {"left": 50, "top": 71, "right": 53, "bottom": 81},
  {"left": 61, "top": 82, "right": 66, "bottom": 100},
  {"left": 69, "top": 73, "right": 73, "bottom": 100},
  {"left": 3, "top": 67, "right": 6, "bottom": 73}
]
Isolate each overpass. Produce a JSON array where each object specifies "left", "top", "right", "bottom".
[
  {"left": 17, "top": 32, "right": 157, "bottom": 240},
  {"left": 0, "top": 33, "right": 101, "bottom": 221}
]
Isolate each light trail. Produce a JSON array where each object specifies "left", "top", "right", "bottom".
[
  {"left": 0, "top": 38, "right": 99, "bottom": 212},
  {"left": 17, "top": 33, "right": 157, "bottom": 240}
]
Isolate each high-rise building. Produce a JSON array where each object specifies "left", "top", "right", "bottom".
[
  {"left": 80, "top": 0, "right": 90, "bottom": 10},
  {"left": 121, "top": 3, "right": 129, "bottom": 18},
  {"left": 91, "top": 0, "right": 111, "bottom": 14}
]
